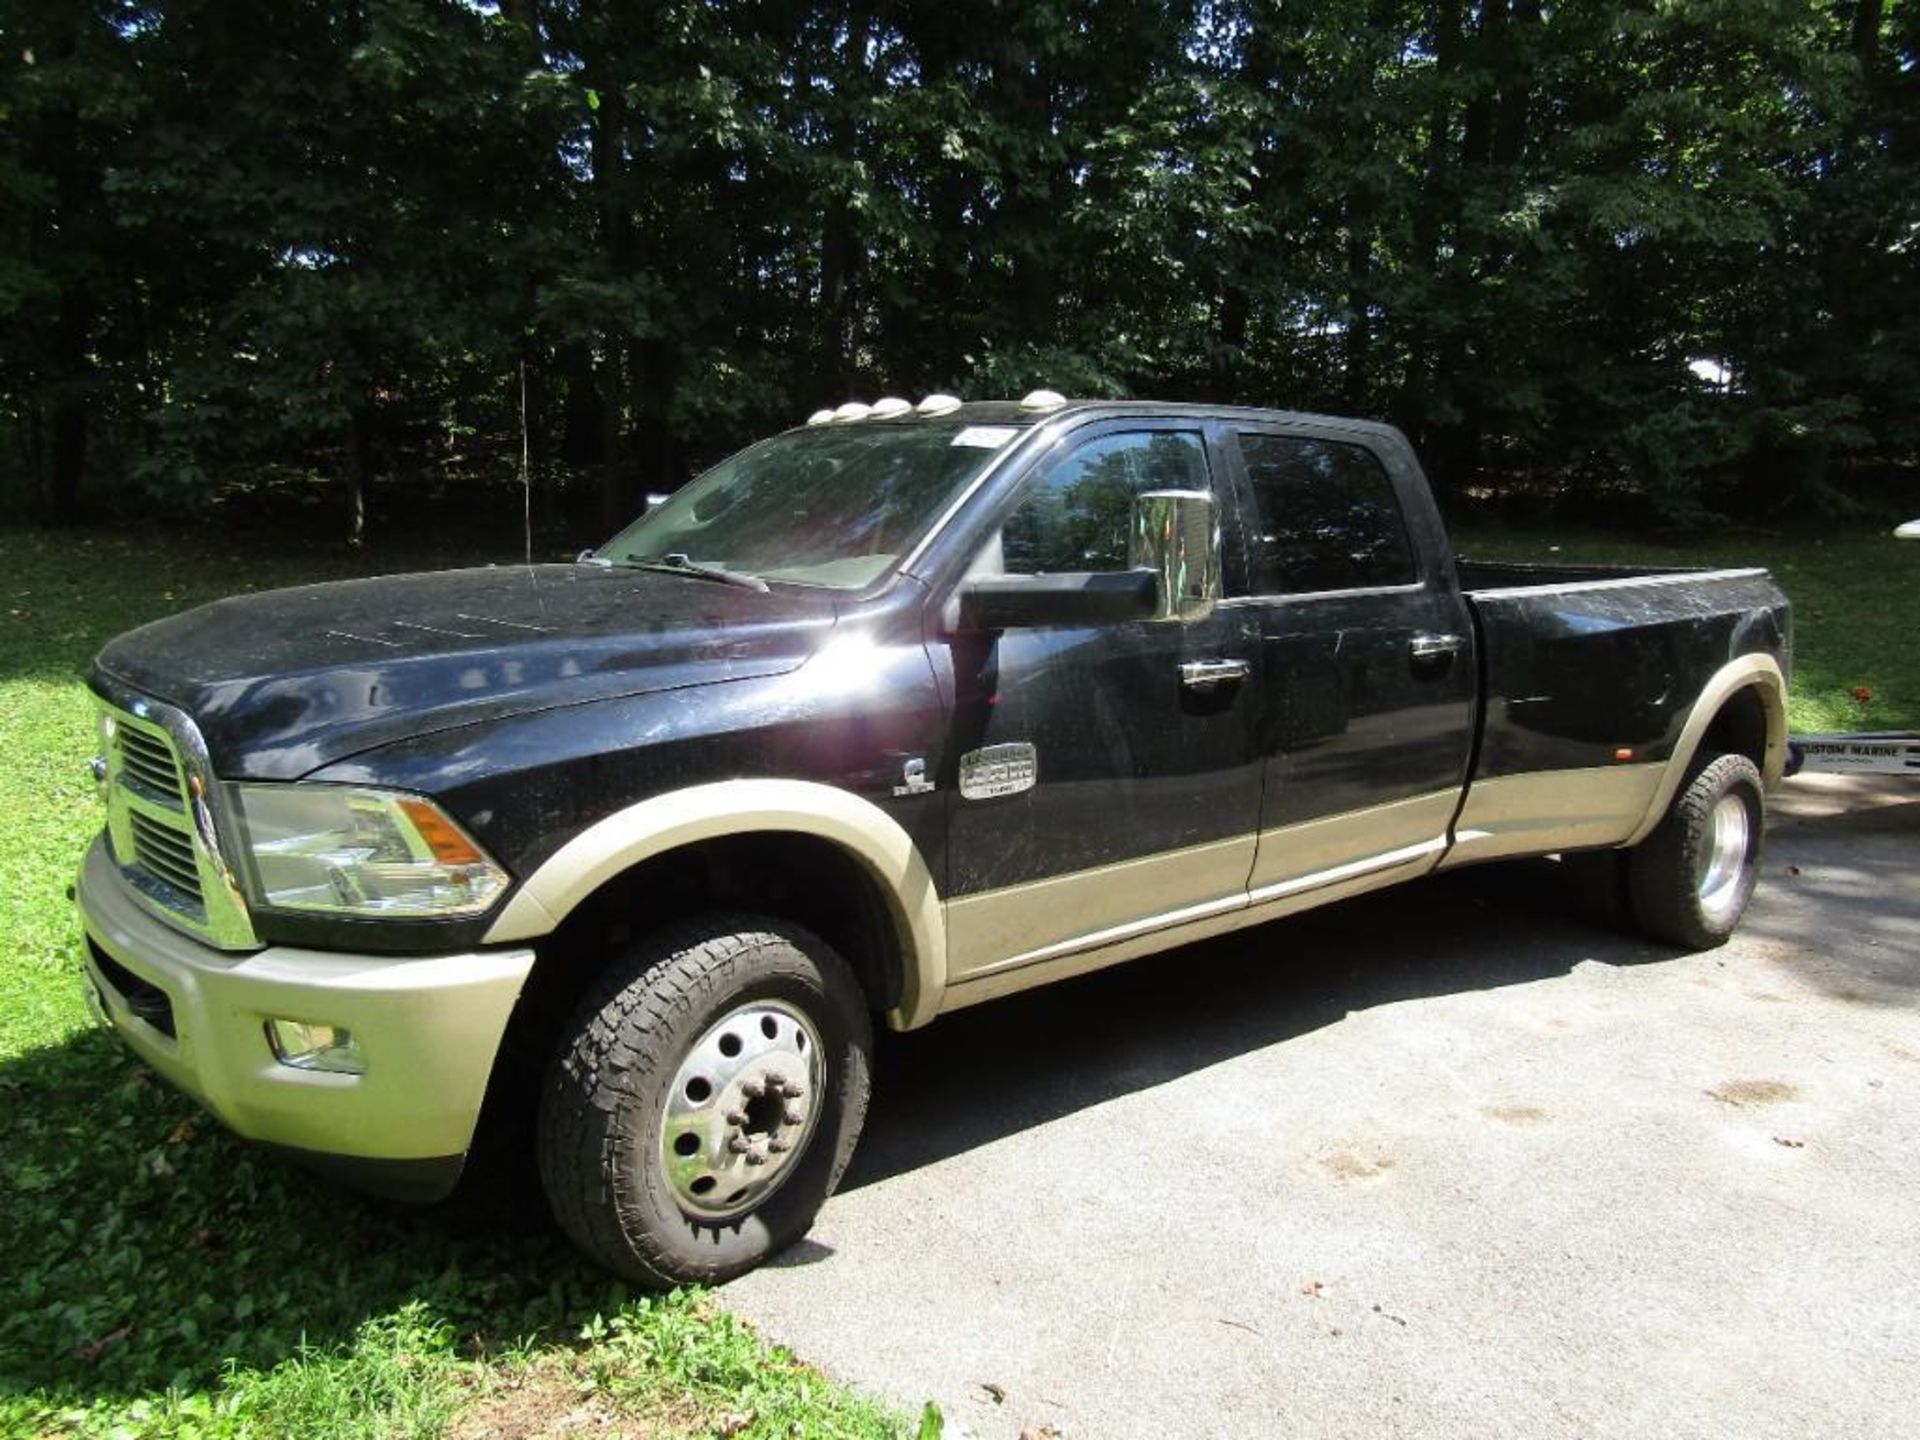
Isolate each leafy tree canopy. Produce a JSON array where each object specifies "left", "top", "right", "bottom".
[{"left": 2, "top": 0, "right": 1914, "bottom": 538}]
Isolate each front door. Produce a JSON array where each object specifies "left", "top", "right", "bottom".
[{"left": 940, "top": 422, "right": 1267, "bottom": 981}]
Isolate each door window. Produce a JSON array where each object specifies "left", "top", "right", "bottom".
[
  {"left": 1236, "top": 434, "right": 1415, "bottom": 595},
  {"left": 1002, "top": 430, "right": 1211, "bottom": 574}
]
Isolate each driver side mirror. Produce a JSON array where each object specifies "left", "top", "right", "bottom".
[{"left": 1130, "top": 489, "right": 1220, "bottom": 625}]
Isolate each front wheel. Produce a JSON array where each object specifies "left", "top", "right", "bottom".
[
  {"left": 538, "top": 914, "right": 872, "bottom": 1286},
  {"left": 1627, "top": 752, "right": 1766, "bottom": 949}
]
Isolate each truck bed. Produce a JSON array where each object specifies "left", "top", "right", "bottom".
[{"left": 1444, "top": 556, "right": 1792, "bottom": 865}]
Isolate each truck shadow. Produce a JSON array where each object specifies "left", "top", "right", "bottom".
[
  {"left": 843, "top": 862, "right": 1663, "bottom": 1192},
  {"left": 845, "top": 785, "right": 1920, "bottom": 1193}
]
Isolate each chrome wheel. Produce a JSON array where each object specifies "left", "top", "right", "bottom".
[
  {"left": 1696, "top": 792, "right": 1752, "bottom": 925},
  {"left": 659, "top": 999, "right": 824, "bottom": 1222}
]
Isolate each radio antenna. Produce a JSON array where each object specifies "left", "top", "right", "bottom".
[{"left": 519, "top": 358, "right": 533, "bottom": 567}]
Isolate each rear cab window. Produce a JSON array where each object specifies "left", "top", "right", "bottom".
[{"left": 1232, "top": 431, "right": 1417, "bottom": 596}]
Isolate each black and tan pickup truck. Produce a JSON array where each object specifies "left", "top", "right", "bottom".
[{"left": 77, "top": 394, "right": 1791, "bottom": 1285}]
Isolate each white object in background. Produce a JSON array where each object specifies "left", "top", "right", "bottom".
[
  {"left": 1895, "top": 519, "right": 1920, "bottom": 540},
  {"left": 1790, "top": 733, "right": 1920, "bottom": 776},
  {"left": 917, "top": 393, "right": 963, "bottom": 415},
  {"left": 832, "top": 401, "right": 872, "bottom": 422},
  {"left": 1019, "top": 388, "right": 1068, "bottom": 411}
]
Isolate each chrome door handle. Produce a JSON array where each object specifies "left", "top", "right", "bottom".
[
  {"left": 1179, "top": 658, "right": 1251, "bottom": 691},
  {"left": 1408, "top": 633, "right": 1464, "bottom": 663}
]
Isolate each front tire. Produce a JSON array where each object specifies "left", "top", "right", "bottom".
[
  {"left": 538, "top": 914, "right": 872, "bottom": 1287},
  {"left": 1627, "top": 752, "right": 1765, "bottom": 949}
]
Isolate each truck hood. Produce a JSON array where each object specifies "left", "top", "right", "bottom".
[{"left": 92, "top": 563, "right": 840, "bottom": 779}]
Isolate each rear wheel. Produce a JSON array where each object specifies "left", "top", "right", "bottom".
[
  {"left": 1627, "top": 752, "right": 1765, "bottom": 949},
  {"left": 538, "top": 914, "right": 872, "bottom": 1286}
]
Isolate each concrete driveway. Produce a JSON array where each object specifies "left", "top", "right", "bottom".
[{"left": 722, "top": 775, "right": 1919, "bottom": 1439}]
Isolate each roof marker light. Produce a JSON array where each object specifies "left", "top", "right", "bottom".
[
  {"left": 1019, "top": 389, "right": 1067, "bottom": 412},
  {"left": 869, "top": 396, "right": 913, "bottom": 418},
  {"left": 917, "top": 393, "right": 963, "bottom": 416},
  {"left": 805, "top": 409, "right": 836, "bottom": 426},
  {"left": 833, "top": 401, "right": 872, "bottom": 422}
]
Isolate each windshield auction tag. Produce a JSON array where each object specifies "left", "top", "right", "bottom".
[{"left": 951, "top": 426, "right": 1019, "bottom": 450}]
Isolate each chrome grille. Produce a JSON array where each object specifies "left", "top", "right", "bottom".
[
  {"left": 94, "top": 691, "right": 256, "bottom": 948},
  {"left": 116, "top": 724, "right": 186, "bottom": 805},
  {"left": 128, "top": 808, "right": 204, "bottom": 905}
]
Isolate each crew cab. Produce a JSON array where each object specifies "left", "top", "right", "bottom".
[{"left": 75, "top": 395, "right": 1792, "bottom": 1285}]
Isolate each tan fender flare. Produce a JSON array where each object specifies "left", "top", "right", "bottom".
[
  {"left": 482, "top": 780, "right": 948, "bottom": 1031},
  {"left": 1623, "top": 654, "right": 1789, "bottom": 847}
]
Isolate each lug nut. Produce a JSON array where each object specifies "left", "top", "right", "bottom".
[
  {"left": 740, "top": 1078, "right": 765, "bottom": 1099},
  {"left": 725, "top": 1109, "right": 748, "bottom": 1126},
  {"left": 744, "top": 1144, "right": 769, "bottom": 1167},
  {"left": 781, "top": 1082, "right": 805, "bottom": 1099},
  {"left": 768, "top": 1137, "right": 792, "bottom": 1154},
  {"left": 727, "top": 1136, "right": 751, "bottom": 1155},
  {"left": 784, "top": 1105, "right": 805, "bottom": 1125}
]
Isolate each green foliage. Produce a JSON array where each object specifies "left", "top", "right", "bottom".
[
  {"left": 0, "top": 1, "right": 1915, "bottom": 535},
  {"left": 576, "top": 1294, "right": 907, "bottom": 1438}
]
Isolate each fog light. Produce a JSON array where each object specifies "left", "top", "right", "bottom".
[{"left": 265, "top": 1019, "right": 366, "bottom": 1075}]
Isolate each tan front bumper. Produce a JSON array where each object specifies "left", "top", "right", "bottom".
[{"left": 76, "top": 835, "right": 535, "bottom": 1165}]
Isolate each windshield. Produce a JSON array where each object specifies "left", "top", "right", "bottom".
[{"left": 597, "top": 421, "right": 1025, "bottom": 590}]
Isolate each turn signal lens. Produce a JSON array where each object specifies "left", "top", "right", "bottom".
[{"left": 395, "top": 798, "right": 489, "bottom": 867}]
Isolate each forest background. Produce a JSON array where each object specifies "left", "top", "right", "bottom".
[{"left": 3, "top": 0, "right": 1916, "bottom": 544}]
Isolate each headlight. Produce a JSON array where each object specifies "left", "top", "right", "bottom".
[{"left": 232, "top": 785, "right": 509, "bottom": 919}]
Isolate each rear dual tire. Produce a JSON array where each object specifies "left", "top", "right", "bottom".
[
  {"left": 1626, "top": 751, "right": 1765, "bottom": 949},
  {"left": 1560, "top": 752, "right": 1765, "bottom": 949}
]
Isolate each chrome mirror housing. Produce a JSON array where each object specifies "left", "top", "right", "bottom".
[{"left": 1130, "top": 489, "right": 1219, "bottom": 624}]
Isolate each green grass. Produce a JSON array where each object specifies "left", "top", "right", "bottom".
[
  {"left": 1, "top": 516, "right": 1905, "bottom": 1436},
  {"left": 0, "top": 525, "right": 918, "bottom": 1440},
  {"left": 1451, "top": 521, "right": 1918, "bottom": 733}
]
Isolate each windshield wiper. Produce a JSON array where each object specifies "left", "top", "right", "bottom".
[{"left": 627, "top": 553, "right": 770, "bottom": 593}]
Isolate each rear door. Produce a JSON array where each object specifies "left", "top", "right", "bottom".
[{"left": 1221, "top": 422, "right": 1476, "bottom": 895}]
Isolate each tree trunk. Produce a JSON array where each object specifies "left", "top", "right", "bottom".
[
  {"left": 1494, "top": 0, "right": 1540, "bottom": 168},
  {"left": 818, "top": 9, "right": 872, "bottom": 397},
  {"left": 992, "top": 29, "right": 1055, "bottom": 343},
  {"left": 47, "top": 396, "right": 88, "bottom": 524},
  {"left": 1397, "top": 0, "right": 1464, "bottom": 449},
  {"left": 1851, "top": 0, "right": 1883, "bottom": 76},
  {"left": 596, "top": 342, "right": 629, "bottom": 534},
  {"left": 1343, "top": 218, "right": 1373, "bottom": 412},
  {"left": 587, "top": 40, "right": 634, "bottom": 532},
  {"left": 43, "top": 281, "right": 94, "bottom": 523},
  {"left": 628, "top": 335, "right": 677, "bottom": 503},
  {"left": 556, "top": 343, "right": 602, "bottom": 470}
]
